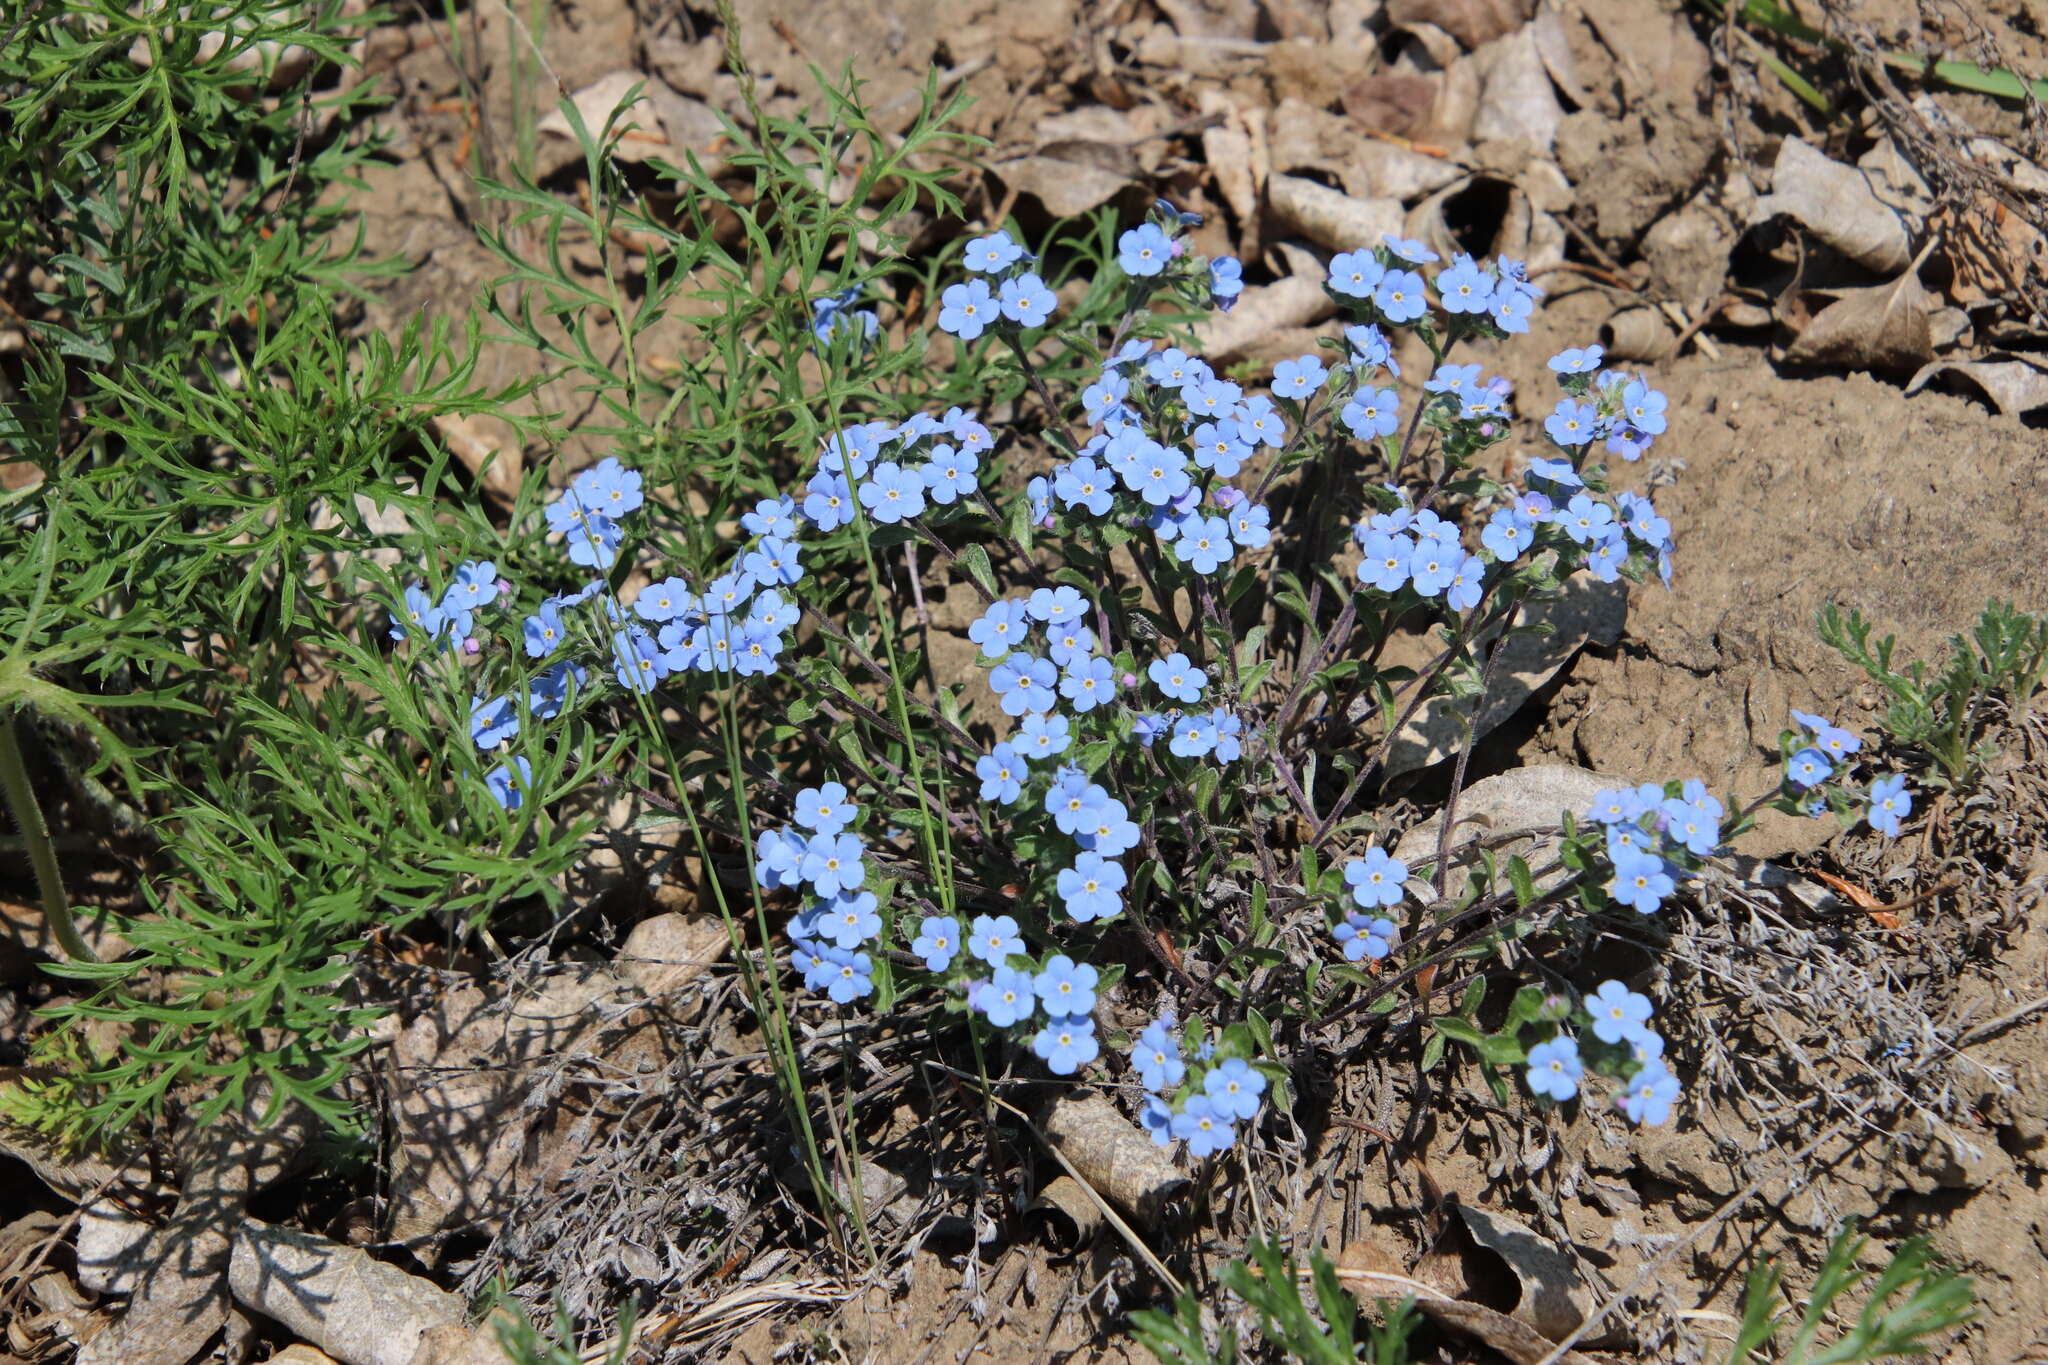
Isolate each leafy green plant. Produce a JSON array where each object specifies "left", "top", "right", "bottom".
[
  {"left": 1724, "top": 1220, "right": 1974, "bottom": 1364},
  {"left": 1132, "top": 1238, "right": 1418, "bottom": 1365},
  {"left": 1818, "top": 600, "right": 2048, "bottom": 789}
]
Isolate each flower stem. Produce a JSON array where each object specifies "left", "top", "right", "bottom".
[{"left": 0, "top": 714, "right": 96, "bottom": 964}]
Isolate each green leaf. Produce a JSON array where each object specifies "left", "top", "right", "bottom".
[{"left": 957, "top": 542, "right": 999, "bottom": 600}]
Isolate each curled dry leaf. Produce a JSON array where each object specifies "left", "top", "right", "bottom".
[
  {"left": 1601, "top": 304, "right": 1678, "bottom": 361},
  {"left": 1471, "top": 25, "right": 1563, "bottom": 153},
  {"left": 1265, "top": 175, "right": 1405, "bottom": 253},
  {"left": 1189, "top": 249, "right": 1339, "bottom": 361},
  {"left": 1906, "top": 353, "right": 2048, "bottom": 418},
  {"left": 1039, "top": 1092, "right": 1189, "bottom": 1222},
  {"left": 1387, "top": 0, "right": 1533, "bottom": 51},
  {"left": 1027, "top": 1174, "right": 1104, "bottom": 1247},
  {"left": 1783, "top": 274, "right": 1935, "bottom": 373},
  {"left": 1453, "top": 1204, "right": 1599, "bottom": 1343},
  {"left": 1750, "top": 138, "right": 1913, "bottom": 273},
  {"left": 988, "top": 153, "right": 1134, "bottom": 218},
  {"left": 1394, "top": 764, "right": 1615, "bottom": 898}
]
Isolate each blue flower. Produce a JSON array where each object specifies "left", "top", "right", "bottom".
[
  {"left": 1490, "top": 282, "right": 1538, "bottom": 333},
  {"left": 1866, "top": 774, "right": 1912, "bottom": 837},
  {"left": 974, "top": 969, "right": 1034, "bottom": 1024},
  {"left": 1621, "top": 380, "right": 1668, "bottom": 435},
  {"left": 817, "top": 889, "right": 882, "bottom": 949},
  {"left": 1175, "top": 516, "right": 1234, "bottom": 575},
  {"left": 1044, "top": 621, "right": 1096, "bottom": 669},
  {"left": 1375, "top": 268, "right": 1427, "bottom": 323},
  {"left": 974, "top": 744, "right": 1026, "bottom": 805},
  {"left": 518, "top": 601, "right": 565, "bottom": 658},
  {"left": 1341, "top": 387, "right": 1401, "bottom": 440},
  {"left": 1526, "top": 1036, "right": 1582, "bottom": 1100},
  {"left": 1436, "top": 253, "right": 1494, "bottom": 313},
  {"left": 999, "top": 272, "right": 1057, "bottom": 327},
  {"left": 1443, "top": 553, "right": 1483, "bottom": 611},
  {"left": 1033, "top": 1014, "right": 1100, "bottom": 1075},
  {"left": 742, "top": 536, "right": 803, "bottom": 587},
  {"left": 1659, "top": 797, "right": 1720, "bottom": 856},
  {"left": 1345, "top": 848, "right": 1409, "bottom": 909},
  {"left": 1204, "top": 1058, "right": 1266, "bottom": 1121},
  {"left": 1481, "top": 508, "right": 1533, "bottom": 562},
  {"left": 1211, "top": 712, "right": 1245, "bottom": 762},
  {"left": 1588, "top": 980, "right": 1654, "bottom": 1045},
  {"left": 964, "top": 230, "right": 1025, "bottom": 273},
  {"left": 811, "top": 297, "right": 877, "bottom": 349},
  {"left": 743, "top": 495, "right": 799, "bottom": 540},
  {"left": 1272, "top": 354, "right": 1328, "bottom": 398},
  {"left": 1075, "top": 799, "right": 1141, "bottom": 857},
  {"left": 858, "top": 461, "right": 927, "bottom": 524},
  {"left": 612, "top": 627, "right": 667, "bottom": 692},
  {"left": 1169, "top": 714, "right": 1217, "bottom": 758},
  {"left": 485, "top": 757, "right": 533, "bottom": 812},
  {"left": 1190, "top": 423, "right": 1251, "bottom": 478},
  {"left": 1053, "top": 457, "right": 1114, "bottom": 516},
  {"left": 801, "top": 471, "right": 855, "bottom": 531},
  {"left": 572, "top": 458, "right": 643, "bottom": 518},
  {"left": 1171, "top": 1095, "right": 1236, "bottom": 1157},
  {"left": 1545, "top": 400, "right": 1600, "bottom": 447},
  {"left": 912, "top": 915, "right": 959, "bottom": 971},
  {"left": 1333, "top": 912, "right": 1397, "bottom": 961},
  {"left": 527, "top": 661, "right": 584, "bottom": 719},
  {"left": 1057, "top": 852, "right": 1127, "bottom": 923},
  {"left": 564, "top": 510, "right": 622, "bottom": 568},
  {"left": 1559, "top": 493, "right": 1616, "bottom": 545},
  {"left": 1146, "top": 348, "right": 1201, "bottom": 388},
  {"left": 1149, "top": 651, "right": 1208, "bottom": 703},
  {"left": 1358, "top": 531, "right": 1414, "bottom": 593},
  {"left": 1226, "top": 504, "right": 1272, "bottom": 550},
  {"left": 819, "top": 948, "right": 875, "bottom": 1004},
  {"left": 1231, "top": 395, "right": 1286, "bottom": 448},
  {"left": 1034, "top": 955, "right": 1101, "bottom": 1015},
  {"left": 1409, "top": 540, "right": 1457, "bottom": 597},
  {"left": 756, "top": 829, "right": 808, "bottom": 890},
  {"left": 968, "top": 599, "right": 1031, "bottom": 659},
  {"left": 1583, "top": 532, "right": 1627, "bottom": 583},
  {"left": 938, "top": 279, "right": 997, "bottom": 339},
  {"left": 1608, "top": 847, "right": 1675, "bottom": 913},
  {"left": 1328, "top": 250, "right": 1386, "bottom": 298},
  {"left": 389, "top": 582, "right": 439, "bottom": 643},
  {"left": 1127, "top": 447, "right": 1194, "bottom": 507},
  {"left": 1184, "top": 379, "right": 1243, "bottom": 422},
  {"left": 1621, "top": 1063, "right": 1681, "bottom": 1125},
  {"left": 1383, "top": 235, "right": 1439, "bottom": 264},
  {"left": 795, "top": 782, "right": 858, "bottom": 835},
  {"left": 469, "top": 694, "right": 518, "bottom": 750},
  {"left": 1118, "top": 223, "right": 1173, "bottom": 276},
  {"left": 969, "top": 913, "right": 1024, "bottom": 966},
  {"left": 443, "top": 560, "right": 499, "bottom": 614},
  {"left": 1792, "top": 709, "right": 1863, "bottom": 762},
  {"left": 989, "top": 652, "right": 1058, "bottom": 717},
  {"left": 1133, "top": 1020, "right": 1185, "bottom": 1090},
  {"left": 922, "top": 446, "right": 981, "bottom": 505},
  {"left": 1083, "top": 372, "right": 1131, "bottom": 425},
  {"left": 1045, "top": 768, "right": 1110, "bottom": 834},
  {"left": 799, "top": 833, "right": 867, "bottom": 898},
  {"left": 630, "top": 577, "right": 689, "bottom": 625},
  {"left": 1027, "top": 585, "right": 1087, "bottom": 625},
  {"left": 1548, "top": 344, "right": 1604, "bottom": 374},
  {"left": 1017, "top": 712, "right": 1072, "bottom": 761},
  {"left": 1209, "top": 255, "right": 1243, "bottom": 309},
  {"left": 1785, "top": 746, "right": 1832, "bottom": 790}
]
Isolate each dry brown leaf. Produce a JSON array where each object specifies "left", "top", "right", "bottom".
[
  {"left": 1394, "top": 765, "right": 1616, "bottom": 898},
  {"left": 1265, "top": 175, "right": 1405, "bottom": 252},
  {"left": 1601, "top": 304, "right": 1678, "bottom": 361},
  {"left": 1783, "top": 275, "right": 1934, "bottom": 372},
  {"left": 1750, "top": 138, "right": 1913, "bottom": 273},
  {"left": 1387, "top": 0, "right": 1532, "bottom": 51},
  {"left": 1416, "top": 1297, "right": 1608, "bottom": 1365},
  {"left": 988, "top": 154, "right": 1133, "bottom": 218},
  {"left": 226, "top": 1221, "right": 494, "bottom": 1365},
  {"left": 1189, "top": 250, "right": 1337, "bottom": 361},
  {"left": 1906, "top": 354, "right": 2048, "bottom": 417},
  {"left": 1454, "top": 1204, "right": 1598, "bottom": 1343},
  {"left": 1471, "top": 25, "right": 1562, "bottom": 152}
]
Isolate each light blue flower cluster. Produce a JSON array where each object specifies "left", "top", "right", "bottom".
[
  {"left": 1131, "top": 1016, "right": 1267, "bottom": 1158},
  {"left": 1331, "top": 846, "right": 1407, "bottom": 961},
  {"left": 1525, "top": 980, "right": 1682, "bottom": 1126},
  {"left": 759, "top": 783, "right": 884, "bottom": 1003},
  {"left": 540, "top": 456, "right": 643, "bottom": 570},
  {"left": 390, "top": 558, "right": 500, "bottom": 651},
  {"left": 1779, "top": 709, "right": 1914, "bottom": 833},
  {"left": 797, "top": 410, "right": 991, "bottom": 533},
  {"left": 1325, "top": 237, "right": 1543, "bottom": 335},
  {"left": 940, "top": 230, "right": 1058, "bottom": 340}
]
